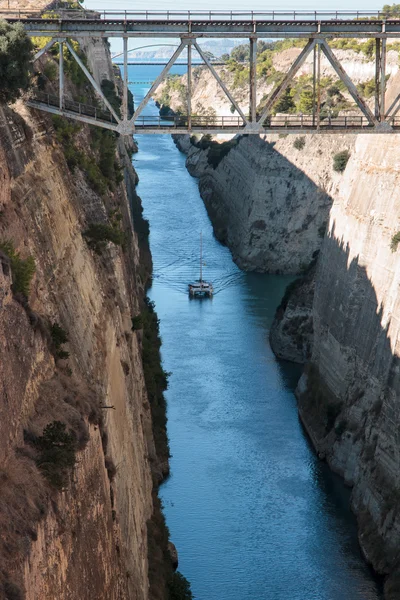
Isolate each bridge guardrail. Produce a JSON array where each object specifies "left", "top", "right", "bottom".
[
  {"left": 28, "top": 93, "right": 387, "bottom": 130},
  {"left": 31, "top": 92, "right": 117, "bottom": 123},
  {"left": 0, "top": 9, "right": 397, "bottom": 21}
]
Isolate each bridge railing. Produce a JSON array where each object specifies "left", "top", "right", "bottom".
[
  {"left": 0, "top": 9, "right": 394, "bottom": 21},
  {"left": 31, "top": 92, "right": 117, "bottom": 123},
  {"left": 27, "top": 94, "right": 383, "bottom": 130}
]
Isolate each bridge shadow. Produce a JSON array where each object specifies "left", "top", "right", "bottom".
[{"left": 296, "top": 221, "right": 400, "bottom": 597}]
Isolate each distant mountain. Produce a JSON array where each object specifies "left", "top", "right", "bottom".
[{"left": 114, "top": 39, "right": 242, "bottom": 60}]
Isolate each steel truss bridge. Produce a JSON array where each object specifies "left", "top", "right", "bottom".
[{"left": 4, "top": 9, "right": 400, "bottom": 135}]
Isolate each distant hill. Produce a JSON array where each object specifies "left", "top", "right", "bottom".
[{"left": 114, "top": 39, "right": 243, "bottom": 61}]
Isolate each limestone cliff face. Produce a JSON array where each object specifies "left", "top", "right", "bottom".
[
  {"left": 0, "top": 41, "right": 166, "bottom": 600},
  {"left": 156, "top": 48, "right": 398, "bottom": 118},
  {"left": 176, "top": 132, "right": 354, "bottom": 273},
  {"left": 296, "top": 134, "right": 400, "bottom": 598}
]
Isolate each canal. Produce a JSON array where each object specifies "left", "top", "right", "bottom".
[{"left": 130, "top": 65, "right": 382, "bottom": 600}]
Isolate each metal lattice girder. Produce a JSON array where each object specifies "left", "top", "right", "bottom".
[
  {"left": 258, "top": 39, "right": 316, "bottom": 125},
  {"left": 33, "top": 38, "right": 57, "bottom": 61},
  {"left": 130, "top": 41, "right": 186, "bottom": 122},
  {"left": 193, "top": 41, "right": 247, "bottom": 123},
  {"left": 320, "top": 40, "right": 377, "bottom": 125},
  {"left": 64, "top": 40, "right": 121, "bottom": 123},
  {"left": 187, "top": 42, "right": 192, "bottom": 129},
  {"left": 386, "top": 93, "right": 400, "bottom": 119}
]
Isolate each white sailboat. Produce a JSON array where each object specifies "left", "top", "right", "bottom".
[{"left": 188, "top": 232, "right": 213, "bottom": 298}]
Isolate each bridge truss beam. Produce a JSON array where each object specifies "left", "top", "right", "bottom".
[{"left": 23, "top": 13, "right": 397, "bottom": 135}]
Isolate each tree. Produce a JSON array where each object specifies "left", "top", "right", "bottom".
[
  {"left": 35, "top": 421, "right": 77, "bottom": 489},
  {"left": 0, "top": 20, "right": 33, "bottom": 103},
  {"left": 272, "top": 86, "right": 295, "bottom": 114},
  {"left": 297, "top": 89, "right": 314, "bottom": 113},
  {"left": 333, "top": 150, "right": 350, "bottom": 173},
  {"left": 168, "top": 572, "right": 193, "bottom": 600},
  {"left": 381, "top": 3, "right": 400, "bottom": 17}
]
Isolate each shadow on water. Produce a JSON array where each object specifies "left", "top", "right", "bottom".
[{"left": 128, "top": 63, "right": 384, "bottom": 600}]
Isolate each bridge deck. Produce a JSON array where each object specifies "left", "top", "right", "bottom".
[
  {"left": 26, "top": 94, "right": 400, "bottom": 135},
  {"left": 3, "top": 10, "right": 400, "bottom": 38}
]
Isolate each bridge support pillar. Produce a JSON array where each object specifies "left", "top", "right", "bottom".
[
  {"left": 122, "top": 36, "right": 128, "bottom": 120},
  {"left": 380, "top": 38, "right": 387, "bottom": 121},
  {"left": 249, "top": 37, "right": 257, "bottom": 123},
  {"left": 187, "top": 41, "right": 192, "bottom": 130},
  {"left": 375, "top": 38, "right": 381, "bottom": 119},
  {"left": 59, "top": 40, "right": 64, "bottom": 110},
  {"left": 316, "top": 42, "right": 321, "bottom": 130}
]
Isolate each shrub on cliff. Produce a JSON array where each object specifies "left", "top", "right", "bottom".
[
  {"left": 333, "top": 150, "right": 350, "bottom": 173},
  {"left": 293, "top": 136, "right": 306, "bottom": 150},
  {"left": 390, "top": 232, "right": 400, "bottom": 252},
  {"left": 168, "top": 572, "right": 193, "bottom": 600},
  {"left": 34, "top": 421, "right": 77, "bottom": 489},
  {"left": 0, "top": 240, "right": 36, "bottom": 298},
  {"left": 83, "top": 222, "right": 126, "bottom": 253},
  {"left": 0, "top": 20, "right": 33, "bottom": 103}
]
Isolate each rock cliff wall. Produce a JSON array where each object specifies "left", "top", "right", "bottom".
[
  {"left": 0, "top": 35, "right": 171, "bottom": 600},
  {"left": 296, "top": 133, "right": 400, "bottom": 598},
  {"left": 175, "top": 132, "right": 354, "bottom": 273}
]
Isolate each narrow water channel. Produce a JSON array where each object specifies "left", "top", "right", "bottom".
[{"left": 129, "top": 65, "right": 383, "bottom": 600}]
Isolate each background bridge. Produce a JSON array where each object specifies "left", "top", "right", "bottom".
[{"left": 3, "top": 9, "right": 400, "bottom": 135}]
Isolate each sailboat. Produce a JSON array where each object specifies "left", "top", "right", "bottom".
[{"left": 188, "top": 232, "right": 213, "bottom": 298}]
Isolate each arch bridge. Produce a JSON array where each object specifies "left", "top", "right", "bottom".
[{"left": 3, "top": 9, "right": 400, "bottom": 134}]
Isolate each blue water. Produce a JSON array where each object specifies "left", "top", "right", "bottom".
[{"left": 127, "top": 64, "right": 383, "bottom": 600}]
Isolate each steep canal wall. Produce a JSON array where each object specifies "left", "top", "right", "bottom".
[
  {"left": 161, "top": 54, "right": 400, "bottom": 597},
  {"left": 0, "top": 23, "right": 176, "bottom": 600},
  {"left": 296, "top": 134, "right": 400, "bottom": 600}
]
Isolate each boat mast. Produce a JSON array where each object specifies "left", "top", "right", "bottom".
[{"left": 200, "top": 231, "right": 203, "bottom": 282}]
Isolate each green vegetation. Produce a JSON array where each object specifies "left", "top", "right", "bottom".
[
  {"left": 47, "top": 39, "right": 88, "bottom": 88},
  {"left": 293, "top": 136, "right": 306, "bottom": 150},
  {"left": 34, "top": 421, "right": 77, "bottom": 489},
  {"left": 101, "top": 78, "right": 122, "bottom": 117},
  {"left": 329, "top": 38, "right": 375, "bottom": 58},
  {"left": 390, "top": 232, "right": 400, "bottom": 252},
  {"left": 43, "top": 61, "right": 57, "bottom": 81},
  {"left": 0, "top": 241, "right": 35, "bottom": 298},
  {"left": 381, "top": 3, "right": 400, "bottom": 17},
  {"left": 333, "top": 150, "right": 350, "bottom": 172},
  {"left": 168, "top": 572, "right": 194, "bottom": 600},
  {"left": 50, "top": 322, "right": 68, "bottom": 347},
  {"left": 50, "top": 322, "right": 70, "bottom": 359},
  {"left": 52, "top": 116, "right": 122, "bottom": 194},
  {"left": 158, "top": 75, "right": 186, "bottom": 109},
  {"left": 0, "top": 20, "right": 33, "bottom": 103},
  {"left": 131, "top": 314, "right": 143, "bottom": 330},
  {"left": 141, "top": 297, "right": 170, "bottom": 462},
  {"left": 191, "top": 135, "right": 239, "bottom": 169},
  {"left": 83, "top": 222, "right": 126, "bottom": 253},
  {"left": 273, "top": 87, "right": 295, "bottom": 114}
]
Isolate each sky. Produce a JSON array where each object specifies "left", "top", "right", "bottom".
[{"left": 82, "top": 0, "right": 383, "bottom": 53}]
